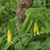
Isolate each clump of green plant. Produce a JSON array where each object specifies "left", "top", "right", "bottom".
[{"left": 0, "top": 0, "right": 50, "bottom": 50}]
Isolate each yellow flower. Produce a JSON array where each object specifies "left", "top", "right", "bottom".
[
  {"left": 33, "top": 22, "right": 39, "bottom": 35},
  {"left": 7, "top": 30, "right": 13, "bottom": 44}
]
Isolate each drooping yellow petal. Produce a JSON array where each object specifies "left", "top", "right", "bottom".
[
  {"left": 7, "top": 30, "right": 13, "bottom": 44},
  {"left": 36, "top": 26, "right": 39, "bottom": 35},
  {"left": 33, "top": 22, "right": 39, "bottom": 35}
]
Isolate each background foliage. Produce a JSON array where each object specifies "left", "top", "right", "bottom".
[{"left": 0, "top": 0, "right": 50, "bottom": 50}]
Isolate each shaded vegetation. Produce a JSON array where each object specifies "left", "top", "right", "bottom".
[{"left": 0, "top": 0, "right": 50, "bottom": 50}]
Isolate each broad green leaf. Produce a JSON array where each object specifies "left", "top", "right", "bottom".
[{"left": 25, "top": 8, "right": 46, "bottom": 16}]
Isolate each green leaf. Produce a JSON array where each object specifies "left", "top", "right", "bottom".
[
  {"left": 20, "top": 13, "right": 31, "bottom": 33},
  {"left": 0, "top": 6, "right": 5, "bottom": 14},
  {"left": 26, "top": 41, "right": 40, "bottom": 50},
  {"left": 0, "top": 35, "right": 6, "bottom": 44},
  {"left": 25, "top": 8, "right": 46, "bottom": 16},
  {"left": 0, "top": 15, "right": 3, "bottom": 26},
  {"left": 0, "top": 42, "right": 4, "bottom": 50},
  {"left": 7, "top": 17, "right": 19, "bottom": 37},
  {"left": 2, "top": 42, "right": 10, "bottom": 50}
]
